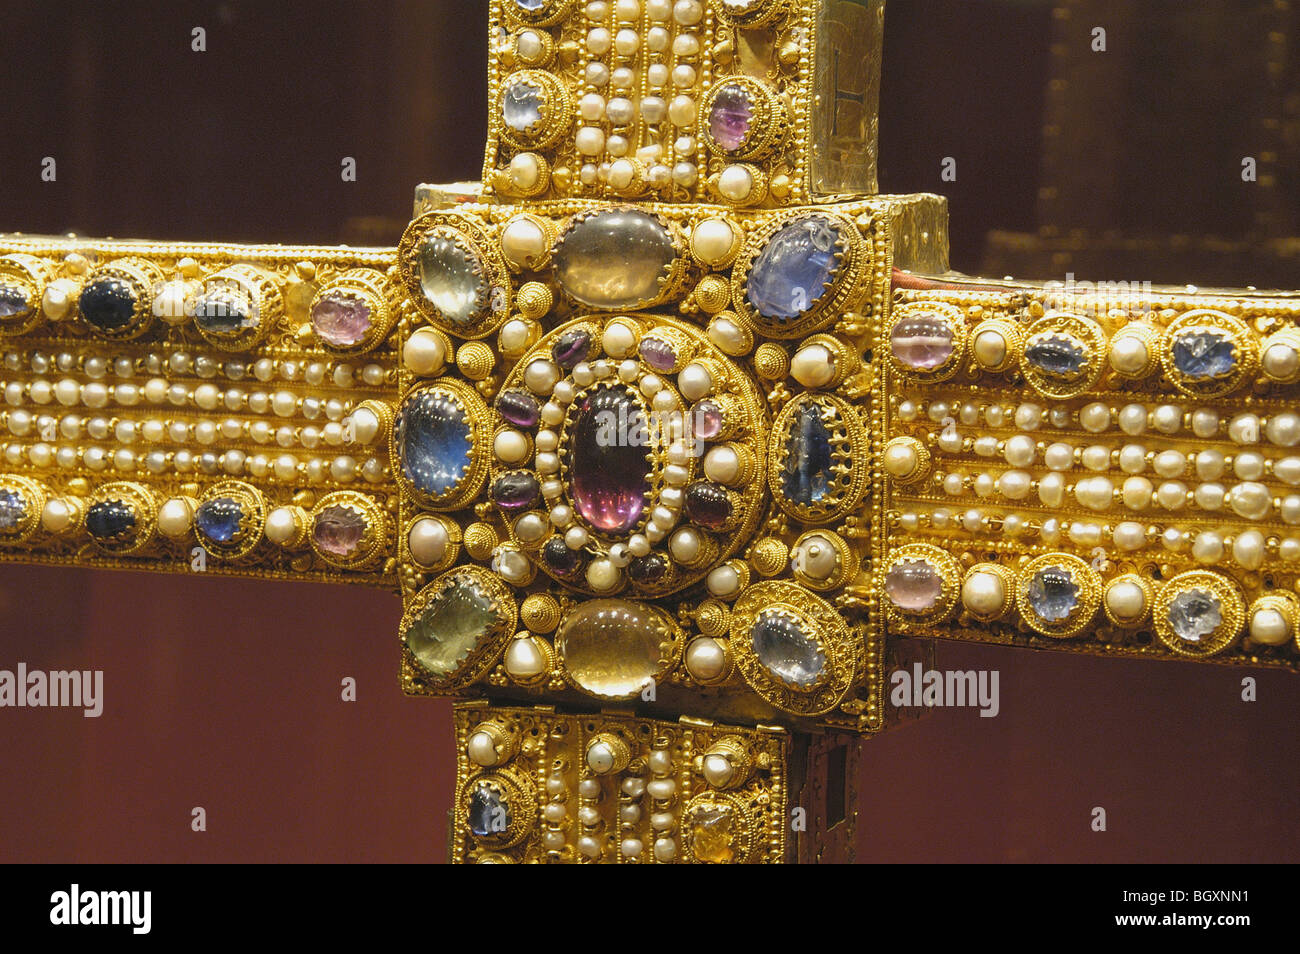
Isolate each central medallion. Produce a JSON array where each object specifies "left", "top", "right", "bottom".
[{"left": 489, "top": 313, "right": 767, "bottom": 597}]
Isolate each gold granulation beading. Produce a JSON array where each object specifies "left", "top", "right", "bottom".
[{"left": 0, "top": 0, "right": 1296, "bottom": 863}]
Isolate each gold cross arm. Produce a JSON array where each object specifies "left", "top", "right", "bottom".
[{"left": 2, "top": 0, "right": 1298, "bottom": 864}]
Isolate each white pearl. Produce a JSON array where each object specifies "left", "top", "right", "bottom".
[
  {"left": 1194, "top": 483, "right": 1225, "bottom": 511},
  {"left": 707, "top": 316, "right": 747, "bottom": 355},
  {"left": 1195, "top": 449, "right": 1225, "bottom": 480},
  {"left": 794, "top": 535, "right": 838, "bottom": 579},
  {"left": 1283, "top": 495, "right": 1300, "bottom": 525},
  {"left": 1004, "top": 435, "right": 1036, "bottom": 466},
  {"left": 707, "top": 564, "right": 740, "bottom": 598},
  {"left": 1152, "top": 404, "right": 1182, "bottom": 434},
  {"left": 1043, "top": 442, "right": 1073, "bottom": 471},
  {"left": 973, "top": 436, "right": 999, "bottom": 457},
  {"left": 692, "top": 218, "right": 738, "bottom": 265},
  {"left": 653, "top": 838, "right": 676, "bottom": 861},
  {"left": 790, "top": 344, "right": 835, "bottom": 388},
  {"left": 1079, "top": 402, "right": 1110, "bottom": 433},
  {"left": 265, "top": 506, "right": 300, "bottom": 545},
  {"left": 1263, "top": 342, "right": 1300, "bottom": 380},
  {"left": 1074, "top": 476, "right": 1114, "bottom": 511},
  {"left": 467, "top": 731, "right": 500, "bottom": 767},
  {"left": 717, "top": 165, "right": 754, "bottom": 202},
  {"left": 524, "top": 359, "right": 560, "bottom": 394},
  {"left": 1155, "top": 481, "right": 1187, "bottom": 510},
  {"left": 1105, "top": 580, "right": 1147, "bottom": 621},
  {"left": 403, "top": 328, "right": 446, "bottom": 375},
  {"left": 1191, "top": 408, "right": 1220, "bottom": 438},
  {"left": 408, "top": 517, "right": 449, "bottom": 565},
  {"left": 1068, "top": 522, "right": 1102, "bottom": 546},
  {"left": 1229, "top": 482, "right": 1271, "bottom": 520},
  {"left": 1109, "top": 333, "right": 1149, "bottom": 374},
  {"left": 1118, "top": 404, "right": 1147, "bottom": 435},
  {"left": 1013, "top": 403, "right": 1041, "bottom": 430},
  {"left": 1233, "top": 529, "right": 1265, "bottom": 569},
  {"left": 1249, "top": 607, "right": 1292, "bottom": 645},
  {"left": 938, "top": 428, "right": 963, "bottom": 453},
  {"left": 1162, "top": 528, "right": 1189, "bottom": 552},
  {"left": 500, "top": 217, "right": 549, "bottom": 269},
  {"left": 678, "top": 363, "right": 712, "bottom": 400},
  {"left": 1152, "top": 450, "right": 1185, "bottom": 478},
  {"left": 1228, "top": 413, "right": 1260, "bottom": 445},
  {"left": 883, "top": 441, "right": 919, "bottom": 479},
  {"left": 506, "top": 638, "right": 547, "bottom": 678},
  {"left": 1266, "top": 413, "right": 1300, "bottom": 448},
  {"left": 1234, "top": 451, "right": 1265, "bottom": 481},
  {"left": 156, "top": 498, "right": 193, "bottom": 538},
  {"left": 1082, "top": 445, "right": 1111, "bottom": 472},
  {"left": 586, "top": 558, "right": 620, "bottom": 591},
  {"left": 962, "top": 571, "right": 1005, "bottom": 616},
  {"left": 1113, "top": 521, "right": 1146, "bottom": 551},
  {"left": 647, "top": 777, "right": 675, "bottom": 799},
  {"left": 998, "top": 470, "right": 1032, "bottom": 500},
  {"left": 1192, "top": 531, "right": 1224, "bottom": 564},
  {"left": 1277, "top": 457, "right": 1300, "bottom": 485},
  {"left": 494, "top": 429, "right": 530, "bottom": 465},
  {"left": 972, "top": 474, "right": 995, "bottom": 499},
  {"left": 973, "top": 330, "right": 1007, "bottom": 368},
  {"left": 703, "top": 446, "right": 741, "bottom": 484},
  {"left": 1038, "top": 472, "right": 1065, "bottom": 507},
  {"left": 1122, "top": 477, "right": 1153, "bottom": 510}
]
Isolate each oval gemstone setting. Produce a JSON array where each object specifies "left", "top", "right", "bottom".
[
  {"left": 556, "top": 598, "right": 672, "bottom": 699},
  {"left": 751, "top": 609, "right": 825, "bottom": 688},
  {"left": 86, "top": 500, "right": 136, "bottom": 541},
  {"left": 404, "top": 573, "right": 504, "bottom": 678},
  {"left": 311, "top": 291, "right": 373, "bottom": 348},
  {"left": 567, "top": 386, "right": 651, "bottom": 535},
  {"left": 1172, "top": 329, "right": 1236, "bottom": 380},
  {"left": 745, "top": 215, "right": 844, "bottom": 323},
  {"left": 1026, "top": 565, "right": 1080, "bottom": 622},
  {"left": 708, "top": 82, "right": 754, "bottom": 152},
  {"left": 396, "top": 388, "right": 473, "bottom": 501},
  {"left": 194, "top": 288, "right": 257, "bottom": 336},
  {"left": 884, "top": 559, "right": 943, "bottom": 612},
  {"left": 781, "top": 400, "right": 834, "bottom": 507},
  {"left": 553, "top": 209, "right": 676, "bottom": 309},
  {"left": 891, "top": 312, "right": 954, "bottom": 371},
  {"left": 195, "top": 496, "right": 245, "bottom": 545},
  {"left": 0, "top": 488, "right": 28, "bottom": 533},
  {"left": 1167, "top": 588, "right": 1223, "bottom": 643},
  {"left": 312, "top": 504, "right": 368, "bottom": 558},
  {"left": 416, "top": 234, "right": 488, "bottom": 327},
  {"left": 1025, "top": 333, "right": 1088, "bottom": 378},
  {"left": 79, "top": 277, "right": 138, "bottom": 332}
]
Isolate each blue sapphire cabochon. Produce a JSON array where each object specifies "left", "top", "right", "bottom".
[
  {"left": 79, "top": 277, "right": 137, "bottom": 331},
  {"left": 745, "top": 215, "right": 844, "bottom": 323},
  {"left": 782, "top": 401, "right": 834, "bottom": 507},
  {"left": 397, "top": 388, "right": 473, "bottom": 500},
  {"left": 195, "top": 497, "right": 246, "bottom": 544},
  {"left": 85, "top": 500, "right": 136, "bottom": 540}
]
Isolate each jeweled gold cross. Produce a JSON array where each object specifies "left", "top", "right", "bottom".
[{"left": 1, "top": 0, "right": 1297, "bottom": 863}]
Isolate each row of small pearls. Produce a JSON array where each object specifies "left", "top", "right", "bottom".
[
  {"left": 4, "top": 439, "right": 382, "bottom": 485},
  {"left": 542, "top": 762, "right": 569, "bottom": 856},
  {"left": 646, "top": 743, "right": 677, "bottom": 863},
  {"left": 618, "top": 761, "right": 647, "bottom": 862},
  {"left": 576, "top": 771, "right": 603, "bottom": 862},
  {"left": 899, "top": 394, "right": 1300, "bottom": 448},
  {"left": 4, "top": 348, "right": 382, "bottom": 390}
]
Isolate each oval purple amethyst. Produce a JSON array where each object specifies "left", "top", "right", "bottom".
[
  {"left": 692, "top": 400, "right": 724, "bottom": 441},
  {"left": 496, "top": 390, "right": 540, "bottom": 429},
  {"left": 684, "top": 481, "right": 732, "bottom": 530},
  {"left": 708, "top": 83, "right": 754, "bottom": 152},
  {"left": 551, "top": 327, "right": 592, "bottom": 369},
  {"left": 568, "top": 386, "right": 650, "bottom": 534},
  {"left": 492, "top": 471, "right": 540, "bottom": 512},
  {"left": 638, "top": 337, "right": 677, "bottom": 372}
]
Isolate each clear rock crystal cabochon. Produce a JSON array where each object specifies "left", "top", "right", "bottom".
[
  {"left": 745, "top": 215, "right": 844, "bottom": 323},
  {"left": 396, "top": 388, "right": 473, "bottom": 500},
  {"left": 194, "top": 288, "right": 257, "bottom": 336},
  {"left": 0, "top": 488, "right": 26, "bottom": 531},
  {"left": 553, "top": 209, "right": 677, "bottom": 310},
  {"left": 750, "top": 609, "right": 825, "bottom": 688},
  {"left": 556, "top": 599, "right": 675, "bottom": 699},
  {"left": 1026, "top": 565, "right": 1080, "bottom": 622},
  {"left": 567, "top": 385, "right": 652, "bottom": 535},
  {"left": 502, "top": 77, "right": 544, "bottom": 132},
  {"left": 1167, "top": 588, "right": 1223, "bottom": 642},
  {"left": 416, "top": 233, "right": 488, "bottom": 326}
]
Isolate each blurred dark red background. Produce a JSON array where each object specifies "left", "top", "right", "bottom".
[{"left": 0, "top": 0, "right": 1296, "bottom": 862}]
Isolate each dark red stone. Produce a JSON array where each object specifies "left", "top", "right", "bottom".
[{"left": 684, "top": 481, "right": 732, "bottom": 530}]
